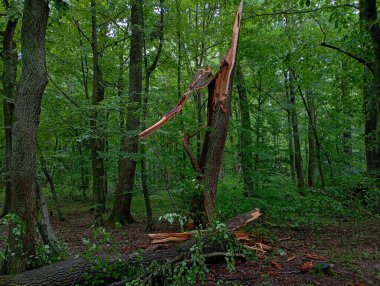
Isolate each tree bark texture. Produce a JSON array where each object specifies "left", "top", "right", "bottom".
[
  {"left": 306, "top": 91, "right": 315, "bottom": 188},
  {"left": 111, "top": 0, "right": 144, "bottom": 224},
  {"left": 1, "top": 17, "right": 18, "bottom": 218},
  {"left": 4, "top": 0, "right": 49, "bottom": 274},
  {"left": 236, "top": 65, "right": 255, "bottom": 196},
  {"left": 90, "top": 0, "right": 107, "bottom": 221},
  {"left": 287, "top": 71, "right": 305, "bottom": 194},
  {"left": 360, "top": 0, "right": 380, "bottom": 179}
]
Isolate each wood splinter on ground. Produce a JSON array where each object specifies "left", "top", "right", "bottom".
[{"left": 149, "top": 208, "right": 261, "bottom": 244}]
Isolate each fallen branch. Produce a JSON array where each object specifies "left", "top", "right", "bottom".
[{"left": 0, "top": 208, "right": 260, "bottom": 286}]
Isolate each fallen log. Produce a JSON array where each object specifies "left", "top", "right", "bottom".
[{"left": 0, "top": 208, "right": 261, "bottom": 286}]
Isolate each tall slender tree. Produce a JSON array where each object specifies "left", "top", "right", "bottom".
[
  {"left": 90, "top": 0, "right": 107, "bottom": 222},
  {"left": 110, "top": 0, "right": 144, "bottom": 224}
]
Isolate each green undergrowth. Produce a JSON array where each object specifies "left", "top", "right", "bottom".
[{"left": 215, "top": 174, "right": 378, "bottom": 229}]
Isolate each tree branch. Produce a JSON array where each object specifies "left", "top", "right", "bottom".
[{"left": 320, "top": 42, "right": 374, "bottom": 74}]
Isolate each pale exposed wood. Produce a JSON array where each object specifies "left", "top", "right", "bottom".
[{"left": 139, "top": 66, "right": 214, "bottom": 140}]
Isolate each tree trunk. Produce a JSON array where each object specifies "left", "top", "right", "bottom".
[
  {"left": 139, "top": 1, "right": 243, "bottom": 227},
  {"left": 4, "top": 0, "right": 49, "bottom": 274},
  {"left": 1, "top": 16, "right": 18, "bottom": 218},
  {"left": 360, "top": 0, "right": 380, "bottom": 180},
  {"left": 110, "top": 0, "right": 144, "bottom": 224},
  {"left": 236, "top": 65, "right": 254, "bottom": 196},
  {"left": 287, "top": 70, "right": 305, "bottom": 194},
  {"left": 286, "top": 110, "right": 296, "bottom": 185},
  {"left": 90, "top": 0, "right": 106, "bottom": 223},
  {"left": 306, "top": 91, "right": 315, "bottom": 188},
  {"left": 341, "top": 60, "right": 353, "bottom": 158}
]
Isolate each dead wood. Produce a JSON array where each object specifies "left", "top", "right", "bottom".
[{"left": 0, "top": 208, "right": 260, "bottom": 286}]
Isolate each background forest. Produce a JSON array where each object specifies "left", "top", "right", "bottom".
[{"left": 0, "top": 0, "right": 379, "bottom": 284}]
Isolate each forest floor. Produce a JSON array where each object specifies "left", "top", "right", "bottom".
[{"left": 1, "top": 197, "right": 379, "bottom": 286}]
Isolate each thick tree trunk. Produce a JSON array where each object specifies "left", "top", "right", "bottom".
[
  {"left": 1, "top": 17, "right": 18, "bottom": 218},
  {"left": 90, "top": 0, "right": 106, "bottom": 222},
  {"left": 4, "top": 0, "right": 49, "bottom": 274},
  {"left": 287, "top": 70, "right": 305, "bottom": 194},
  {"left": 110, "top": 0, "right": 144, "bottom": 224},
  {"left": 236, "top": 65, "right": 255, "bottom": 196},
  {"left": 360, "top": 0, "right": 380, "bottom": 180}
]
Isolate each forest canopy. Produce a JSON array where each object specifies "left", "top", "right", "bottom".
[{"left": 0, "top": 0, "right": 379, "bottom": 285}]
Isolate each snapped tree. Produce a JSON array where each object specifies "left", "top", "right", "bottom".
[{"left": 140, "top": 1, "right": 244, "bottom": 226}]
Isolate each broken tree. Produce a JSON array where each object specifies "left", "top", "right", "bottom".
[
  {"left": 0, "top": 208, "right": 261, "bottom": 286},
  {"left": 140, "top": 0, "right": 244, "bottom": 226}
]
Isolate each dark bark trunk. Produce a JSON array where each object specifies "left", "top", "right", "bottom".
[
  {"left": 139, "top": 1, "right": 243, "bottom": 227},
  {"left": 110, "top": 0, "right": 144, "bottom": 224},
  {"left": 236, "top": 65, "right": 254, "bottom": 196},
  {"left": 4, "top": 0, "right": 49, "bottom": 274},
  {"left": 90, "top": 0, "right": 106, "bottom": 223},
  {"left": 1, "top": 17, "right": 18, "bottom": 218},
  {"left": 306, "top": 91, "right": 315, "bottom": 188},
  {"left": 286, "top": 110, "right": 296, "bottom": 185},
  {"left": 287, "top": 70, "right": 305, "bottom": 194},
  {"left": 360, "top": 0, "right": 380, "bottom": 180},
  {"left": 341, "top": 60, "right": 353, "bottom": 157}
]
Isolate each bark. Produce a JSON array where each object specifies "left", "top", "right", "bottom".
[
  {"left": 236, "top": 65, "right": 254, "bottom": 196},
  {"left": 110, "top": 0, "right": 144, "bottom": 224},
  {"left": 90, "top": 0, "right": 106, "bottom": 222},
  {"left": 1, "top": 16, "right": 18, "bottom": 218},
  {"left": 296, "top": 83, "right": 325, "bottom": 188},
  {"left": 286, "top": 110, "right": 296, "bottom": 185},
  {"left": 0, "top": 208, "right": 259, "bottom": 286},
  {"left": 306, "top": 91, "right": 315, "bottom": 188},
  {"left": 193, "top": 2, "right": 243, "bottom": 225},
  {"left": 341, "top": 60, "right": 353, "bottom": 157},
  {"left": 287, "top": 70, "right": 305, "bottom": 194},
  {"left": 4, "top": 0, "right": 49, "bottom": 274},
  {"left": 360, "top": 0, "right": 380, "bottom": 180}
]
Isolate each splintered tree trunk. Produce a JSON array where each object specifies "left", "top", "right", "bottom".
[
  {"left": 1, "top": 17, "right": 18, "bottom": 218},
  {"left": 110, "top": 0, "right": 144, "bottom": 224},
  {"left": 139, "top": 1, "right": 244, "bottom": 227},
  {"left": 287, "top": 70, "right": 305, "bottom": 194},
  {"left": 236, "top": 65, "right": 254, "bottom": 196},
  {"left": 4, "top": 0, "right": 49, "bottom": 274},
  {"left": 90, "top": 0, "right": 106, "bottom": 222}
]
